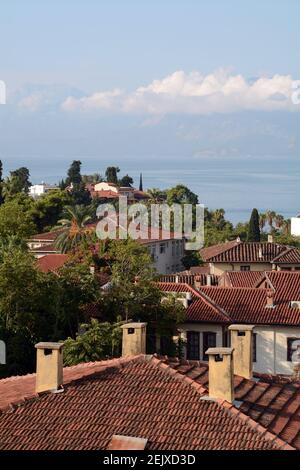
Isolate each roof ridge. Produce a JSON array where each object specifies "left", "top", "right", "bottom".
[{"left": 271, "top": 246, "right": 293, "bottom": 263}]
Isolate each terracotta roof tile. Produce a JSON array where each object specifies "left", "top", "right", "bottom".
[
  {"left": 161, "top": 357, "right": 299, "bottom": 449},
  {"left": 36, "top": 254, "right": 69, "bottom": 273},
  {"left": 0, "top": 355, "right": 281, "bottom": 450},
  {"left": 221, "top": 271, "right": 264, "bottom": 287},
  {"left": 201, "top": 242, "right": 289, "bottom": 264}
]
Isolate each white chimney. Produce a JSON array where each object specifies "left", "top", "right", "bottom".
[{"left": 268, "top": 235, "right": 273, "bottom": 243}]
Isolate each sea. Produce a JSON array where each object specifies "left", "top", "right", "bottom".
[{"left": 8, "top": 154, "right": 300, "bottom": 226}]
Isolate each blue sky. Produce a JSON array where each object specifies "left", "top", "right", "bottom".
[
  {"left": 1, "top": 0, "right": 299, "bottom": 89},
  {"left": 0, "top": 1, "right": 299, "bottom": 219}
]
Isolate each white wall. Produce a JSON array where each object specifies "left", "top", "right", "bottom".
[
  {"left": 180, "top": 322, "right": 300, "bottom": 375},
  {"left": 178, "top": 324, "right": 223, "bottom": 360},
  {"left": 147, "top": 239, "right": 185, "bottom": 274},
  {"left": 291, "top": 217, "right": 300, "bottom": 237},
  {"left": 254, "top": 325, "right": 300, "bottom": 375}
]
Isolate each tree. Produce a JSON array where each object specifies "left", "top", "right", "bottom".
[
  {"left": 119, "top": 174, "right": 133, "bottom": 187},
  {"left": 107, "top": 239, "right": 158, "bottom": 321},
  {"left": 82, "top": 173, "right": 102, "bottom": 184},
  {"left": 247, "top": 208, "right": 261, "bottom": 242},
  {"left": 167, "top": 185, "right": 198, "bottom": 205},
  {"left": 265, "top": 210, "right": 276, "bottom": 231},
  {"left": 55, "top": 205, "right": 94, "bottom": 253},
  {"left": 139, "top": 173, "right": 143, "bottom": 191},
  {"left": 3, "top": 167, "right": 31, "bottom": 197},
  {"left": 66, "top": 160, "right": 82, "bottom": 187},
  {"left": 30, "top": 189, "right": 71, "bottom": 232},
  {"left": 181, "top": 251, "right": 202, "bottom": 270},
  {"left": 105, "top": 166, "right": 120, "bottom": 184},
  {"left": 63, "top": 319, "right": 123, "bottom": 366},
  {"left": 0, "top": 198, "right": 36, "bottom": 241}
]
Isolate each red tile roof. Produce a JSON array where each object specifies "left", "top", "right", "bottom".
[
  {"left": 220, "top": 271, "right": 264, "bottom": 288},
  {"left": 161, "top": 357, "right": 300, "bottom": 449},
  {"left": 157, "top": 282, "right": 230, "bottom": 324},
  {"left": 200, "top": 283, "right": 300, "bottom": 326},
  {"left": 201, "top": 242, "right": 289, "bottom": 264},
  {"left": 200, "top": 240, "right": 240, "bottom": 261},
  {"left": 272, "top": 248, "right": 300, "bottom": 264},
  {"left": 30, "top": 229, "right": 65, "bottom": 242},
  {"left": 36, "top": 254, "right": 69, "bottom": 273},
  {"left": 0, "top": 356, "right": 285, "bottom": 450}
]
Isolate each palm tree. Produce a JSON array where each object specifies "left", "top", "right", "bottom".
[
  {"left": 274, "top": 214, "right": 285, "bottom": 231},
  {"left": 282, "top": 219, "right": 291, "bottom": 236},
  {"left": 55, "top": 205, "right": 94, "bottom": 253},
  {"left": 265, "top": 210, "right": 276, "bottom": 231},
  {"left": 259, "top": 213, "right": 267, "bottom": 232}
]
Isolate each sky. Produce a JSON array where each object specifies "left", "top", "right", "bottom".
[{"left": 0, "top": 0, "right": 299, "bottom": 221}]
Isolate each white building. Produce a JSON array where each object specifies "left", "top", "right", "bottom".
[
  {"left": 158, "top": 271, "right": 300, "bottom": 376},
  {"left": 29, "top": 183, "right": 58, "bottom": 198},
  {"left": 291, "top": 216, "right": 300, "bottom": 237}
]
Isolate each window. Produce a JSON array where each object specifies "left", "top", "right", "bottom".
[
  {"left": 202, "top": 332, "right": 216, "bottom": 361},
  {"left": 287, "top": 337, "right": 300, "bottom": 362},
  {"left": 253, "top": 333, "right": 257, "bottom": 362},
  {"left": 160, "top": 243, "right": 166, "bottom": 254},
  {"left": 240, "top": 265, "right": 250, "bottom": 271},
  {"left": 187, "top": 331, "right": 200, "bottom": 360}
]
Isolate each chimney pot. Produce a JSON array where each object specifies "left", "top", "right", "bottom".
[
  {"left": 35, "top": 342, "right": 64, "bottom": 393},
  {"left": 228, "top": 325, "right": 255, "bottom": 379},
  {"left": 121, "top": 323, "right": 147, "bottom": 356},
  {"left": 268, "top": 234, "right": 274, "bottom": 243},
  {"left": 206, "top": 347, "right": 234, "bottom": 402}
]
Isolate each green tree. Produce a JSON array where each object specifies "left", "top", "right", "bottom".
[
  {"left": 55, "top": 205, "right": 94, "bottom": 253},
  {"left": 167, "top": 184, "right": 198, "bottom": 205},
  {"left": 105, "top": 166, "right": 120, "bottom": 184},
  {"left": 66, "top": 160, "right": 82, "bottom": 187},
  {"left": 30, "top": 189, "right": 71, "bottom": 232},
  {"left": 247, "top": 208, "right": 261, "bottom": 242},
  {"left": 63, "top": 318, "right": 123, "bottom": 366},
  {"left": 107, "top": 239, "right": 158, "bottom": 321},
  {"left": 119, "top": 174, "right": 133, "bottom": 187},
  {"left": 0, "top": 198, "right": 36, "bottom": 241},
  {"left": 3, "top": 167, "right": 31, "bottom": 197}
]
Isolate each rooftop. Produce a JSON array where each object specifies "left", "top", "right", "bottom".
[
  {"left": 0, "top": 355, "right": 289, "bottom": 450},
  {"left": 200, "top": 241, "right": 299, "bottom": 264}
]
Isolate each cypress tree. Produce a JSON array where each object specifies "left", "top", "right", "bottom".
[{"left": 247, "top": 208, "right": 261, "bottom": 242}]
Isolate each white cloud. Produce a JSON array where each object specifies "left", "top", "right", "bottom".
[
  {"left": 61, "top": 88, "right": 123, "bottom": 111},
  {"left": 23, "top": 70, "right": 299, "bottom": 115}
]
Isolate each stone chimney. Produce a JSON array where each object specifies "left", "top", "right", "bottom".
[
  {"left": 121, "top": 323, "right": 147, "bottom": 356},
  {"left": 228, "top": 325, "right": 255, "bottom": 379},
  {"left": 206, "top": 274, "right": 212, "bottom": 286},
  {"left": 35, "top": 342, "right": 64, "bottom": 393},
  {"left": 266, "top": 289, "right": 275, "bottom": 308},
  {"left": 268, "top": 234, "right": 273, "bottom": 243},
  {"left": 206, "top": 347, "right": 234, "bottom": 402}
]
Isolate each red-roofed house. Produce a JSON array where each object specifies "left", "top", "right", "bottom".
[
  {"left": 157, "top": 273, "right": 300, "bottom": 375},
  {"left": 201, "top": 240, "right": 300, "bottom": 275}
]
